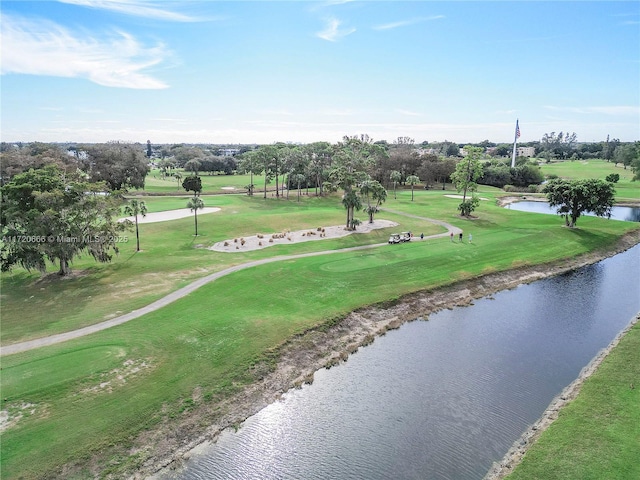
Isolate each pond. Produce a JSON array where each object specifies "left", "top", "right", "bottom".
[
  {"left": 505, "top": 201, "right": 640, "bottom": 222},
  {"left": 156, "top": 244, "right": 640, "bottom": 480}
]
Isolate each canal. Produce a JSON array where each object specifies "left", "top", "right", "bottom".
[{"left": 156, "top": 244, "right": 640, "bottom": 480}]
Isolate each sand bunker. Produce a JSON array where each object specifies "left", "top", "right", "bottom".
[
  {"left": 120, "top": 208, "right": 221, "bottom": 224},
  {"left": 444, "top": 194, "right": 489, "bottom": 201},
  {"left": 210, "top": 219, "right": 398, "bottom": 252}
]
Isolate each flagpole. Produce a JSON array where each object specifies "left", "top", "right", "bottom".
[{"left": 510, "top": 119, "right": 520, "bottom": 168}]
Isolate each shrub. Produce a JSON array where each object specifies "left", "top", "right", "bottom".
[{"left": 606, "top": 173, "right": 620, "bottom": 183}]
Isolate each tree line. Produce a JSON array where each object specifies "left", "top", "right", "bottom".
[{"left": 1, "top": 134, "right": 637, "bottom": 276}]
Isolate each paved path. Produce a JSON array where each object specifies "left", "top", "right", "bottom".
[{"left": 1, "top": 213, "right": 459, "bottom": 356}]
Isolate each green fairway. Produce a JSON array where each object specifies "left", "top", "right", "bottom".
[
  {"left": 539, "top": 159, "right": 639, "bottom": 201},
  {"left": 506, "top": 321, "right": 640, "bottom": 480},
  {"left": 142, "top": 170, "right": 254, "bottom": 195},
  {"left": 1, "top": 193, "right": 445, "bottom": 344},
  {"left": 1, "top": 181, "right": 639, "bottom": 479},
  {"left": 121, "top": 194, "right": 203, "bottom": 213}
]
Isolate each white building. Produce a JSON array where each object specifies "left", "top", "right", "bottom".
[
  {"left": 516, "top": 146, "right": 535, "bottom": 157},
  {"left": 220, "top": 148, "right": 240, "bottom": 157}
]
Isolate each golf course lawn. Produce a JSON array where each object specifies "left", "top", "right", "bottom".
[
  {"left": 143, "top": 171, "right": 254, "bottom": 195},
  {"left": 506, "top": 320, "right": 640, "bottom": 480},
  {"left": 539, "top": 159, "right": 640, "bottom": 201},
  {"left": 1, "top": 173, "right": 639, "bottom": 478}
]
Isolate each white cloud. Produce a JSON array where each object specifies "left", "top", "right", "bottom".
[
  {"left": 544, "top": 105, "right": 639, "bottom": 116},
  {"left": 4, "top": 116, "right": 638, "bottom": 144},
  {"left": 395, "top": 109, "right": 423, "bottom": 117},
  {"left": 320, "top": 108, "right": 356, "bottom": 116},
  {"left": 0, "top": 14, "right": 171, "bottom": 89},
  {"left": 373, "top": 15, "right": 444, "bottom": 31},
  {"left": 316, "top": 17, "right": 356, "bottom": 42},
  {"left": 256, "top": 109, "right": 296, "bottom": 117},
  {"left": 57, "top": 0, "right": 201, "bottom": 22}
]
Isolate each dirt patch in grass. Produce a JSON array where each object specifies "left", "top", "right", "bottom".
[
  {"left": 0, "top": 402, "right": 45, "bottom": 432},
  {"left": 71, "top": 230, "right": 640, "bottom": 479},
  {"left": 76, "top": 358, "right": 154, "bottom": 397}
]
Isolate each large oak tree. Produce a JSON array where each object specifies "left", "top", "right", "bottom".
[
  {"left": 1, "top": 165, "right": 129, "bottom": 275},
  {"left": 542, "top": 178, "right": 615, "bottom": 227},
  {"left": 81, "top": 142, "right": 149, "bottom": 191}
]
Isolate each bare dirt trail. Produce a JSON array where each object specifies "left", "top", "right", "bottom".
[{"left": 0, "top": 212, "right": 457, "bottom": 356}]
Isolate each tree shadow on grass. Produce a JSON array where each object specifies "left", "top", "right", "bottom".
[{"left": 565, "top": 226, "right": 622, "bottom": 251}]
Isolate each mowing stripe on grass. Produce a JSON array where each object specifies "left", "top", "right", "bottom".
[{"left": 0, "top": 214, "right": 459, "bottom": 356}]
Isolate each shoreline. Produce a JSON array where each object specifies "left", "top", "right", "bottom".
[
  {"left": 483, "top": 311, "right": 640, "bottom": 480},
  {"left": 135, "top": 229, "right": 640, "bottom": 480}
]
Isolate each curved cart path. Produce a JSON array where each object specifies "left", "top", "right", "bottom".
[{"left": 1, "top": 214, "right": 460, "bottom": 356}]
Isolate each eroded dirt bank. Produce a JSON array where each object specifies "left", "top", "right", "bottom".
[{"left": 110, "top": 230, "right": 640, "bottom": 480}]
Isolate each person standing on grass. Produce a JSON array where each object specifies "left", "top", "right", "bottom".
[
  {"left": 459, "top": 232, "right": 463, "bottom": 242},
  {"left": 450, "top": 232, "right": 454, "bottom": 242},
  {"left": 469, "top": 233, "right": 473, "bottom": 243}
]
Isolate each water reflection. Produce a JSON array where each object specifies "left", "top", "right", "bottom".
[
  {"left": 158, "top": 245, "right": 640, "bottom": 480},
  {"left": 506, "top": 201, "right": 640, "bottom": 222}
]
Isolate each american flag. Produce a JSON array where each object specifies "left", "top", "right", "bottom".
[{"left": 515, "top": 120, "right": 521, "bottom": 139}]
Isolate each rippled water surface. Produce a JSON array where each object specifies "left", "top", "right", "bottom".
[
  {"left": 506, "top": 201, "right": 640, "bottom": 222},
  {"left": 158, "top": 245, "right": 640, "bottom": 480}
]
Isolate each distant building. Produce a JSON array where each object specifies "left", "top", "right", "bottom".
[
  {"left": 415, "top": 148, "right": 438, "bottom": 156},
  {"left": 220, "top": 148, "right": 240, "bottom": 157},
  {"left": 516, "top": 146, "right": 535, "bottom": 157}
]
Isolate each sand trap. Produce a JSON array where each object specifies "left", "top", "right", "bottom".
[
  {"left": 444, "top": 194, "right": 489, "bottom": 201},
  {"left": 210, "top": 219, "right": 398, "bottom": 252},
  {"left": 221, "top": 187, "right": 236, "bottom": 190},
  {"left": 120, "top": 208, "right": 221, "bottom": 224}
]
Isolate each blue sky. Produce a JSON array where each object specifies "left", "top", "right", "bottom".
[{"left": 1, "top": 1, "right": 638, "bottom": 145}]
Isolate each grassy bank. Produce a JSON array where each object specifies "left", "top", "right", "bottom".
[
  {"left": 505, "top": 320, "right": 640, "bottom": 480},
  {"left": 1, "top": 186, "right": 639, "bottom": 479}
]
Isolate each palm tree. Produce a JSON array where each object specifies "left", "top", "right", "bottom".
[
  {"left": 187, "top": 196, "right": 204, "bottom": 236},
  {"left": 124, "top": 199, "right": 147, "bottom": 251},
  {"left": 360, "top": 179, "right": 387, "bottom": 223},
  {"left": 406, "top": 175, "right": 421, "bottom": 201},
  {"left": 341, "top": 190, "right": 362, "bottom": 230},
  {"left": 390, "top": 170, "right": 402, "bottom": 199},
  {"left": 293, "top": 173, "right": 306, "bottom": 202}
]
